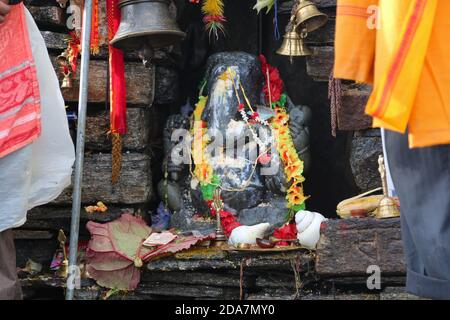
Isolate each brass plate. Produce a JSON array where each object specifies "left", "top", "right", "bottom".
[{"left": 223, "top": 245, "right": 307, "bottom": 253}]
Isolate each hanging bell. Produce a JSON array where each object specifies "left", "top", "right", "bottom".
[
  {"left": 293, "top": 0, "right": 328, "bottom": 33},
  {"left": 276, "top": 31, "right": 312, "bottom": 57},
  {"left": 110, "top": 0, "right": 186, "bottom": 52},
  {"left": 56, "top": 51, "right": 70, "bottom": 68},
  {"left": 61, "top": 72, "right": 73, "bottom": 89},
  {"left": 375, "top": 196, "right": 400, "bottom": 219},
  {"left": 374, "top": 154, "right": 400, "bottom": 219}
]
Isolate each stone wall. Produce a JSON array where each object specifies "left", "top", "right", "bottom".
[
  {"left": 302, "top": 0, "right": 384, "bottom": 193},
  {"left": 15, "top": 0, "right": 180, "bottom": 266}
]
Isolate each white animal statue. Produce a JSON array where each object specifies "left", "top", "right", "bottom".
[
  {"left": 295, "top": 210, "right": 327, "bottom": 250},
  {"left": 228, "top": 223, "right": 271, "bottom": 246}
]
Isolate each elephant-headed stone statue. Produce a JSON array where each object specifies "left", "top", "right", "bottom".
[{"left": 158, "top": 52, "right": 311, "bottom": 233}]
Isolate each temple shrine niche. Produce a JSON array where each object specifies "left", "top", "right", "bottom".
[{"left": 14, "top": 0, "right": 408, "bottom": 300}]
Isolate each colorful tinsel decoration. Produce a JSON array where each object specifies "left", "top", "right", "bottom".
[{"left": 201, "top": 0, "right": 226, "bottom": 40}]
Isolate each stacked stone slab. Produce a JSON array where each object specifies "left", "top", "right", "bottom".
[{"left": 15, "top": 1, "right": 179, "bottom": 267}]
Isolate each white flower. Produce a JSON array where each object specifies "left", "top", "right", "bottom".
[{"left": 253, "top": 0, "right": 275, "bottom": 14}]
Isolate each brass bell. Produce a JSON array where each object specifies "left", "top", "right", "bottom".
[
  {"left": 375, "top": 196, "right": 400, "bottom": 219},
  {"left": 276, "top": 30, "right": 312, "bottom": 57},
  {"left": 56, "top": 229, "right": 69, "bottom": 278},
  {"left": 110, "top": 0, "right": 186, "bottom": 52},
  {"left": 56, "top": 51, "right": 70, "bottom": 67},
  {"left": 61, "top": 71, "right": 73, "bottom": 89},
  {"left": 374, "top": 155, "right": 400, "bottom": 219},
  {"left": 294, "top": 0, "right": 328, "bottom": 33}
]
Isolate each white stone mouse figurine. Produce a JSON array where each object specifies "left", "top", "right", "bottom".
[
  {"left": 228, "top": 223, "right": 271, "bottom": 246},
  {"left": 295, "top": 210, "right": 327, "bottom": 250}
]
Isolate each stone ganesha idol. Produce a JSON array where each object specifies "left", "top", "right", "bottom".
[{"left": 157, "top": 52, "right": 312, "bottom": 233}]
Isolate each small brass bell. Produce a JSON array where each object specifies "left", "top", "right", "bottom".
[
  {"left": 277, "top": 0, "right": 327, "bottom": 60},
  {"left": 56, "top": 51, "right": 70, "bottom": 67},
  {"left": 374, "top": 155, "right": 400, "bottom": 219},
  {"left": 294, "top": 0, "right": 328, "bottom": 33},
  {"left": 111, "top": 0, "right": 186, "bottom": 53},
  {"left": 276, "top": 30, "right": 312, "bottom": 57},
  {"left": 56, "top": 229, "right": 69, "bottom": 278},
  {"left": 61, "top": 71, "right": 73, "bottom": 89}
]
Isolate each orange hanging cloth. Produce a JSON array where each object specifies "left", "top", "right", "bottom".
[
  {"left": 334, "top": 0, "right": 450, "bottom": 148},
  {"left": 0, "top": 4, "right": 41, "bottom": 158},
  {"left": 90, "top": 0, "right": 100, "bottom": 55}
]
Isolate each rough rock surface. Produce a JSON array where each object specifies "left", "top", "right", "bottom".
[{"left": 350, "top": 130, "right": 383, "bottom": 192}]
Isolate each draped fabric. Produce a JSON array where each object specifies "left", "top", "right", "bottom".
[
  {"left": 0, "top": 8, "right": 75, "bottom": 233},
  {"left": 0, "top": 3, "right": 40, "bottom": 158},
  {"left": 334, "top": 0, "right": 450, "bottom": 148},
  {"left": 107, "top": 0, "right": 127, "bottom": 135}
]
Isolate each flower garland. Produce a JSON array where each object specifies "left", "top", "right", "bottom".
[
  {"left": 190, "top": 90, "right": 240, "bottom": 234},
  {"left": 191, "top": 95, "right": 214, "bottom": 186},
  {"left": 259, "top": 55, "right": 307, "bottom": 212}
]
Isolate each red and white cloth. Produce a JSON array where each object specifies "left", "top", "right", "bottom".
[{"left": 0, "top": 6, "right": 75, "bottom": 232}]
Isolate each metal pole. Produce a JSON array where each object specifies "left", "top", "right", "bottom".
[{"left": 66, "top": 0, "right": 93, "bottom": 300}]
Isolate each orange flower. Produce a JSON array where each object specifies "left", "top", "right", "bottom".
[
  {"left": 286, "top": 192, "right": 306, "bottom": 206},
  {"left": 285, "top": 165, "right": 302, "bottom": 181}
]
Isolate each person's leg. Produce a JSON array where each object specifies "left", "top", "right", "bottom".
[
  {"left": 385, "top": 129, "right": 450, "bottom": 299},
  {"left": 0, "top": 230, "right": 22, "bottom": 300}
]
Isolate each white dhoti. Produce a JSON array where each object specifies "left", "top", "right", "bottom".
[{"left": 0, "top": 9, "right": 75, "bottom": 233}]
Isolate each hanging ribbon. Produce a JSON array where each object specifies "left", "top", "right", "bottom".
[
  {"left": 90, "top": 0, "right": 100, "bottom": 55},
  {"left": 107, "top": 0, "right": 127, "bottom": 183},
  {"left": 273, "top": 0, "right": 281, "bottom": 40}
]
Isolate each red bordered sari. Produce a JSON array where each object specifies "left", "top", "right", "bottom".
[{"left": 0, "top": 3, "right": 40, "bottom": 158}]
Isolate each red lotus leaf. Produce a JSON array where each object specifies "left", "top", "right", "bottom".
[{"left": 86, "top": 213, "right": 153, "bottom": 290}]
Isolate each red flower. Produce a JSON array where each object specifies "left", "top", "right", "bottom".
[
  {"left": 273, "top": 223, "right": 297, "bottom": 247},
  {"left": 259, "top": 55, "right": 284, "bottom": 103},
  {"left": 238, "top": 103, "right": 245, "bottom": 111},
  {"left": 251, "top": 112, "right": 259, "bottom": 120}
]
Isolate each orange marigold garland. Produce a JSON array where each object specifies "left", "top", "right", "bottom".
[{"left": 259, "top": 55, "right": 308, "bottom": 212}]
